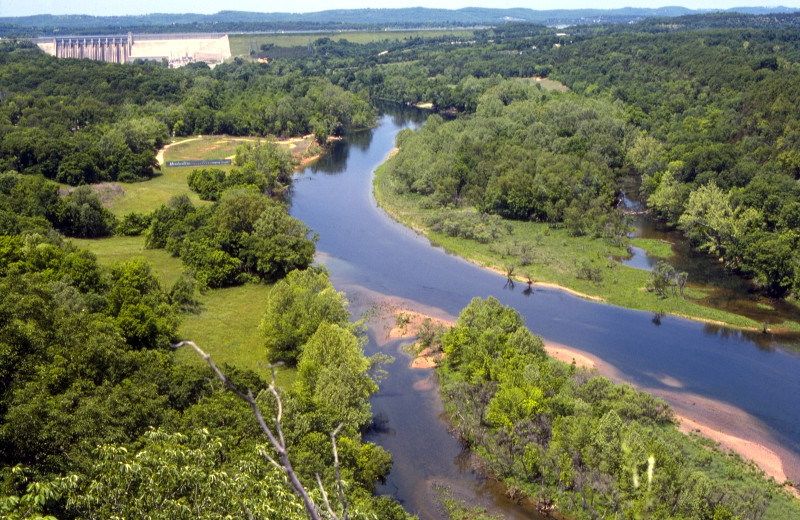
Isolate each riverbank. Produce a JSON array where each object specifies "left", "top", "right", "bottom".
[
  {"left": 384, "top": 307, "right": 800, "bottom": 502},
  {"left": 372, "top": 159, "right": 800, "bottom": 334}
]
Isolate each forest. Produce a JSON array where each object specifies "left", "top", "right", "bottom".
[
  {"left": 2, "top": 11, "right": 800, "bottom": 520},
  {"left": 362, "top": 21, "right": 800, "bottom": 298}
]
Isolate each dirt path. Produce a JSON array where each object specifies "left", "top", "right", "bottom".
[{"left": 155, "top": 137, "right": 203, "bottom": 166}]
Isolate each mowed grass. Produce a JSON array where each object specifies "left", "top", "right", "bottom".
[
  {"left": 107, "top": 135, "right": 314, "bottom": 217},
  {"left": 70, "top": 235, "right": 185, "bottom": 288},
  {"left": 74, "top": 233, "right": 291, "bottom": 385},
  {"left": 108, "top": 165, "right": 211, "bottom": 217},
  {"left": 107, "top": 137, "right": 234, "bottom": 216},
  {"left": 166, "top": 136, "right": 260, "bottom": 161},
  {"left": 229, "top": 29, "right": 475, "bottom": 56},
  {"left": 374, "top": 162, "right": 765, "bottom": 330},
  {"left": 175, "top": 283, "right": 297, "bottom": 389}
]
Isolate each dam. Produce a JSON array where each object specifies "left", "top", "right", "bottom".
[{"left": 34, "top": 32, "right": 231, "bottom": 67}]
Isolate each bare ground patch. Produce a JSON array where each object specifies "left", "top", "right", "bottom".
[{"left": 60, "top": 182, "right": 125, "bottom": 208}]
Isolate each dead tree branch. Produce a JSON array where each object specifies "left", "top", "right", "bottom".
[{"left": 173, "top": 340, "right": 323, "bottom": 520}]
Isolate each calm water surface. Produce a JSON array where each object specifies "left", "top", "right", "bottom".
[{"left": 289, "top": 108, "right": 800, "bottom": 518}]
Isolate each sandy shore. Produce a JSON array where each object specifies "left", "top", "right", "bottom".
[
  {"left": 647, "top": 387, "right": 800, "bottom": 497},
  {"left": 387, "top": 309, "right": 453, "bottom": 369},
  {"left": 477, "top": 265, "right": 606, "bottom": 303},
  {"left": 543, "top": 341, "right": 596, "bottom": 370},
  {"left": 677, "top": 415, "right": 794, "bottom": 490},
  {"left": 383, "top": 306, "right": 799, "bottom": 498}
]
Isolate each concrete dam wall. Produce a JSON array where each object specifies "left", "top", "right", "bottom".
[{"left": 34, "top": 33, "right": 231, "bottom": 67}]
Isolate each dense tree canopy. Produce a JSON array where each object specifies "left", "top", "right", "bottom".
[
  {"left": 0, "top": 40, "right": 376, "bottom": 186},
  {"left": 438, "top": 297, "right": 796, "bottom": 519},
  {"left": 385, "top": 80, "right": 629, "bottom": 238},
  {"left": 145, "top": 191, "right": 317, "bottom": 288}
]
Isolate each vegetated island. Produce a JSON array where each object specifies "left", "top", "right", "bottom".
[{"left": 387, "top": 303, "right": 800, "bottom": 519}]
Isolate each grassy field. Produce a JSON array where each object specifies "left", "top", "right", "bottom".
[
  {"left": 374, "top": 161, "right": 774, "bottom": 330},
  {"left": 174, "top": 283, "right": 297, "bottom": 388},
  {"left": 103, "top": 135, "right": 317, "bottom": 217},
  {"left": 73, "top": 234, "right": 296, "bottom": 387},
  {"left": 229, "top": 29, "right": 475, "bottom": 56},
  {"left": 69, "top": 136, "right": 302, "bottom": 386},
  {"left": 165, "top": 136, "right": 259, "bottom": 161},
  {"left": 70, "top": 235, "right": 185, "bottom": 288},
  {"left": 629, "top": 237, "right": 674, "bottom": 258},
  {"left": 106, "top": 166, "right": 208, "bottom": 217}
]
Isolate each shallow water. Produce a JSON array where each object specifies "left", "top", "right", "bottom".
[
  {"left": 620, "top": 185, "right": 800, "bottom": 330},
  {"left": 289, "top": 107, "right": 800, "bottom": 517}
]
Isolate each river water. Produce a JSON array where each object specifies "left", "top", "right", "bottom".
[{"left": 289, "top": 107, "right": 800, "bottom": 519}]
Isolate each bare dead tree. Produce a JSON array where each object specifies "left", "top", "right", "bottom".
[
  {"left": 173, "top": 340, "right": 346, "bottom": 520},
  {"left": 677, "top": 271, "right": 688, "bottom": 297}
]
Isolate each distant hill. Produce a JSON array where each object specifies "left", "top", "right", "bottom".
[{"left": 1, "top": 6, "right": 799, "bottom": 37}]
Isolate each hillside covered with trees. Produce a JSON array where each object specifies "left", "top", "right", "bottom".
[{"left": 2, "top": 11, "right": 800, "bottom": 519}]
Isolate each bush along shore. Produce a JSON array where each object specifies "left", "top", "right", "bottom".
[{"left": 426, "top": 297, "right": 800, "bottom": 519}]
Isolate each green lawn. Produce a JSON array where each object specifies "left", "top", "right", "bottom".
[
  {"left": 70, "top": 235, "right": 185, "bottom": 288},
  {"left": 175, "top": 283, "right": 297, "bottom": 389},
  {"left": 165, "top": 136, "right": 260, "bottom": 161},
  {"left": 107, "top": 166, "right": 210, "bottom": 217},
  {"left": 73, "top": 234, "right": 292, "bottom": 386},
  {"left": 374, "top": 162, "right": 768, "bottom": 330},
  {"left": 106, "top": 135, "right": 315, "bottom": 217},
  {"left": 229, "top": 29, "right": 475, "bottom": 56}
]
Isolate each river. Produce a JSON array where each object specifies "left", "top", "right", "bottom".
[{"left": 289, "top": 107, "right": 800, "bottom": 519}]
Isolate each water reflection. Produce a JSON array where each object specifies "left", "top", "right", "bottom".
[
  {"left": 615, "top": 245, "right": 659, "bottom": 271},
  {"left": 623, "top": 182, "right": 800, "bottom": 327},
  {"left": 347, "top": 126, "right": 375, "bottom": 152},
  {"left": 290, "top": 107, "right": 800, "bottom": 515},
  {"left": 306, "top": 139, "right": 350, "bottom": 175}
]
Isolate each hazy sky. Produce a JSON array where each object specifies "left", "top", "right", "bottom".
[{"left": 2, "top": 0, "right": 799, "bottom": 17}]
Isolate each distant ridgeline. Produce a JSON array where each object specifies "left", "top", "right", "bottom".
[
  {"left": 31, "top": 32, "right": 231, "bottom": 67},
  {"left": 3, "top": 7, "right": 800, "bottom": 37}
]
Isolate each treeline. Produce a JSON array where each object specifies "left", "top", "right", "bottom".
[
  {"left": 5, "top": 9, "right": 799, "bottom": 38},
  {"left": 436, "top": 297, "right": 799, "bottom": 519},
  {"left": 271, "top": 33, "right": 553, "bottom": 112},
  {"left": 0, "top": 40, "right": 375, "bottom": 185},
  {"left": 384, "top": 80, "right": 629, "bottom": 238},
  {"left": 535, "top": 27, "right": 800, "bottom": 295}
]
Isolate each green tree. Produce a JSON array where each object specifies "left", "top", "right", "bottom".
[
  {"left": 53, "top": 186, "right": 117, "bottom": 238},
  {"left": 243, "top": 202, "right": 317, "bottom": 282},
  {"left": 646, "top": 261, "right": 676, "bottom": 296},
  {"left": 678, "top": 182, "right": 734, "bottom": 257},
  {"left": 296, "top": 323, "right": 381, "bottom": 429},
  {"left": 66, "top": 428, "right": 310, "bottom": 520},
  {"left": 260, "top": 267, "right": 349, "bottom": 364}
]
